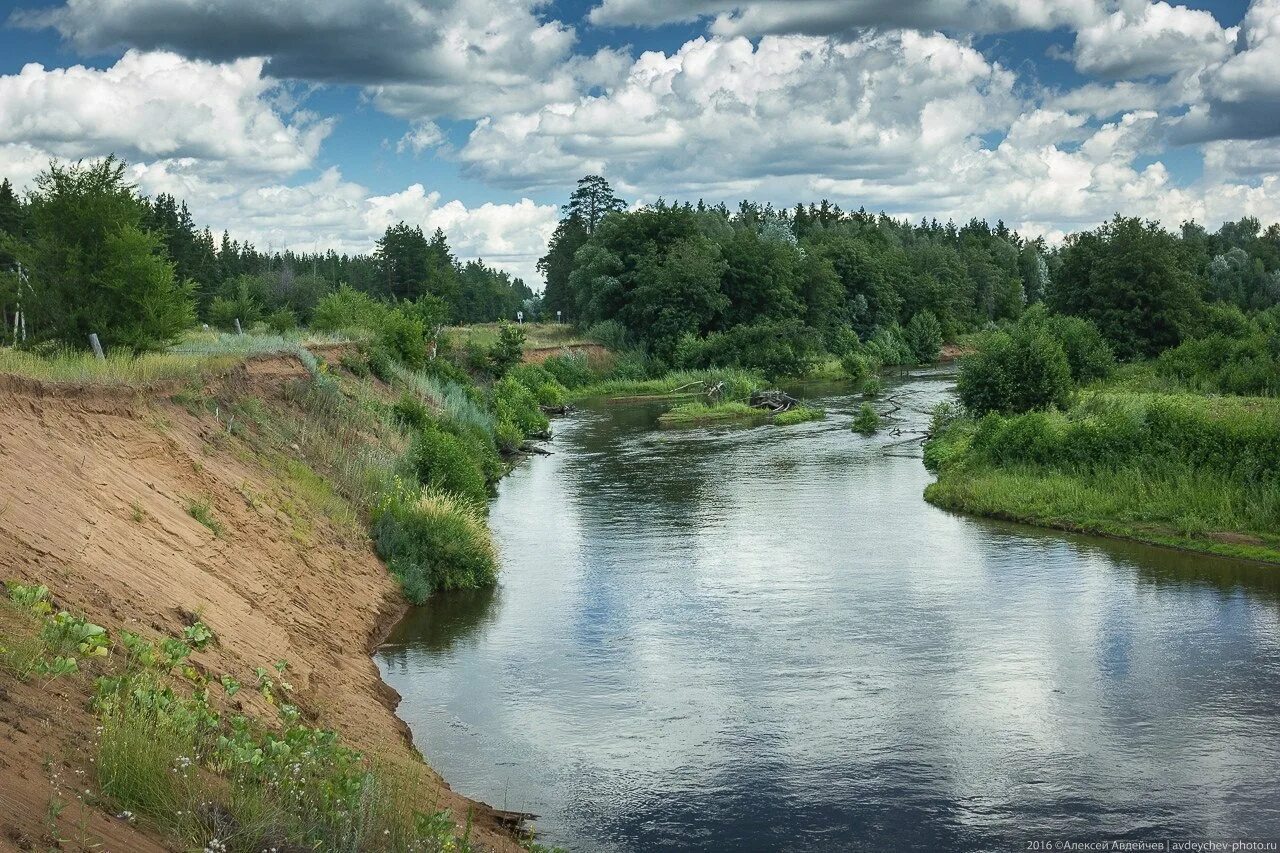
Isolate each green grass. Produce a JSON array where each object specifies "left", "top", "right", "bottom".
[
  {"left": 569, "top": 368, "right": 762, "bottom": 401},
  {"left": 657, "top": 400, "right": 766, "bottom": 427},
  {"left": 186, "top": 496, "right": 225, "bottom": 537},
  {"left": 773, "top": 405, "right": 825, "bottom": 426},
  {"left": 924, "top": 389, "right": 1280, "bottom": 563},
  {"left": 0, "top": 347, "right": 224, "bottom": 385},
  {"left": 373, "top": 486, "right": 500, "bottom": 604},
  {"left": 449, "top": 322, "right": 592, "bottom": 351}
]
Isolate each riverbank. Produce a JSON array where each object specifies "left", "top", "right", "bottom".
[
  {"left": 924, "top": 389, "right": 1280, "bottom": 565},
  {"left": 0, "top": 349, "right": 530, "bottom": 851}
]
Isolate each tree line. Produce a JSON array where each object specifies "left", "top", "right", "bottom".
[
  {"left": 0, "top": 157, "right": 538, "bottom": 352},
  {"left": 540, "top": 175, "right": 1280, "bottom": 377}
]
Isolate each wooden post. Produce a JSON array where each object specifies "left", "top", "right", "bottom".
[
  {"left": 88, "top": 333, "right": 105, "bottom": 360},
  {"left": 234, "top": 318, "right": 243, "bottom": 335}
]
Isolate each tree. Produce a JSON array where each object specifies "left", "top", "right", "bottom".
[
  {"left": 904, "top": 310, "right": 943, "bottom": 363},
  {"left": 957, "top": 324, "right": 1073, "bottom": 415},
  {"left": 1052, "top": 216, "right": 1203, "bottom": 359},
  {"left": 15, "top": 157, "right": 194, "bottom": 352},
  {"left": 374, "top": 223, "right": 431, "bottom": 301},
  {"left": 537, "top": 215, "right": 588, "bottom": 319},
  {"left": 0, "top": 177, "right": 23, "bottom": 269},
  {"left": 623, "top": 234, "right": 728, "bottom": 360},
  {"left": 563, "top": 175, "right": 625, "bottom": 235}
]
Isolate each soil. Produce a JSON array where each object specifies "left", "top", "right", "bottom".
[{"left": 0, "top": 355, "right": 524, "bottom": 852}]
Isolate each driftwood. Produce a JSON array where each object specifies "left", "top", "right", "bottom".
[
  {"left": 748, "top": 389, "right": 803, "bottom": 413},
  {"left": 519, "top": 442, "right": 553, "bottom": 456},
  {"left": 540, "top": 403, "right": 573, "bottom": 415}
]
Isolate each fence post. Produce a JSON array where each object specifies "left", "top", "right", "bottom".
[
  {"left": 234, "top": 318, "right": 243, "bottom": 335},
  {"left": 88, "top": 333, "right": 105, "bottom": 360}
]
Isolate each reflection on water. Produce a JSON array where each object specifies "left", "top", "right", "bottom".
[{"left": 377, "top": 370, "right": 1280, "bottom": 852}]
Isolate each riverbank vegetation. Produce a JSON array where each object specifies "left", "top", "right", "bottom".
[
  {"left": 926, "top": 215, "right": 1280, "bottom": 562},
  {"left": 0, "top": 582, "right": 508, "bottom": 852}
]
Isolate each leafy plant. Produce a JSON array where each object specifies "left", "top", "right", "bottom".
[{"left": 852, "top": 403, "right": 881, "bottom": 435}]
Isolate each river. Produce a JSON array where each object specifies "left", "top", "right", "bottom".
[{"left": 376, "top": 369, "right": 1280, "bottom": 852}]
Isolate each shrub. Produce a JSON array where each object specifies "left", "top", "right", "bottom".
[
  {"left": 840, "top": 351, "right": 874, "bottom": 382},
  {"left": 508, "top": 363, "right": 567, "bottom": 406},
  {"left": 486, "top": 321, "right": 526, "bottom": 377},
  {"left": 852, "top": 403, "right": 880, "bottom": 434},
  {"left": 492, "top": 375, "right": 549, "bottom": 448},
  {"left": 403, "top": 426, "right": 490, "bottom": 507},
  {"left": 957, "top": 325, "right": 1073, "bottom": 415},
  {"left": 391, "top": 392, "right": 432, "bottom": 430},
  {"left": 1156, "top": 330, "right": 1280, "bottom": 397},
  {"left": 264, "top": 307, "right": 297, "bottom": 335},
  {"left": 904, "top": 310, "right": 943, "bottom": 364},
  {"left": 863, "top": 325, "right": 915, "bottom": 366},
  {"left": 373, "top": 489, "right": 499, "bottom": 602},
  {"left": 1020, "top": 305, "right": 1114, "bottom": 382},
  {"left": 585, "top": 319, "right": 629, "bottom": 350},
  {"left": 207, "top": 287, "right": 260, "bottom": 332},
  {"left": 311, "top": 285, "right": 385, "bottom": 332},
  {"left": 674, "top": 319, "right": 822, "bottom": 378},
  {"left": 377, "top": 307, "right": 429, "bottom": 369},
  {"left": 862, "top": 375, "right": 883, "bottom": 397},
  {"left": 542, "top": 351, "right": 596, "bottom": 388}
]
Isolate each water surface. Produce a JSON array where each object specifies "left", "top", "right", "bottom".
[{"left": 377, "top": 370, "right": 1280, "bottom": 851}]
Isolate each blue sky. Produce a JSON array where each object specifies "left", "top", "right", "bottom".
[{"left": 1, "top": 0, "right": 1277, "bottom": 284}]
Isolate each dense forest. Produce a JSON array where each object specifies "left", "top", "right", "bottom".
[
  {"left": 0, "top": 157, "right": 536, "bottom": 351},
  {"left": 541, "top": 175, "right": 1280, "bottom": 377}
]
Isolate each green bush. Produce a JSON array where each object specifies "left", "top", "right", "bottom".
[
  {"left": 542, "top": 351, "right": 597, "bottom": 388},
  {"left": 403, "top": 426, "right": 490, "bottom": 507},
  {"left": 863, "top": 325, "right": 915, "bottom": 366},
  {"left": 1156, "top": 330, "right": 1280, "bottom": 397},
  {"left": 1020, "top": 305, "right": 1114, "bottom": 382},
  {"left": 492, "top": 375, "right": 549, "bottom": 449},
  {"left": 904, "top": 310, "right": 943, "bottom": 364},
  {"left": 264, "top": 307, "right": 297, "bottom": 335},
  {"left": 207, "top": 283, "right": 261, "bottom": 331},
  {"left": 311, "top": 285, "right": 385, "bottom": 332},
  {"left": 377, "top": 307, "right": 429, "bottom": 369},
  {"left": 486, "top": 321, "right": 526, "bottom": 377},
  {"left": 852, "top": 403, "right": 881, "bottom": 434},
  {"left": 840, "top": 351, "right": 874, "bottom": 382},
  {"left": 391, "top": 392, "right": 432, "bottom": 430},
  {"left": 957, "top": 324, "right": 1073, "bottom": 414},
  {"left": 586, "top": 319, "right": 629, "bottom": 350},
  {"left": 674, "top": 319, "right": 822, "bottom": 378},
  {"left": 373, "top": 487, "right": 499, "bottom": 602},
  {"left": 774, "top": 405, "right": 824, "bottom": 426},
  {"left": 508, "top": 363, "right": 567, "bottom": 406}
]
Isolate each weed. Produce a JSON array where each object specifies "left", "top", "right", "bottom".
[
  {"left": 773, "top": 406, "right": 824, "bottom": 426},
  {"left": 852, "top": 403, "right": 881, "bottom": 435},
  {"left": 187, "top": 497, "right": 225, "bottom": 537}
]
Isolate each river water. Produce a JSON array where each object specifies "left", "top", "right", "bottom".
[{"left": 376, "top": 369, "right": 1280, "bottom": 852}]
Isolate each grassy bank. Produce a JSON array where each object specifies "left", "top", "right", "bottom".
[
  {"left": 924, "top": 392, "right": 1280, "bottom": 563},
  {"left": 0, "top": 583, "right": 510, "bottom": 853}
]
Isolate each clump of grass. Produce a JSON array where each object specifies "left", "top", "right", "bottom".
[
  {"left": 0, "top": 348, "right": 221, "bottom": 385},
  {"left": 773, "top": 405, "right": 824, "bottom": 426},
  {"left": 861, "top": 375, "right": 884, "bottom": 398},
  {"left": 657, "top": 400, "right": 765, "bottom": 427},
  {"left": 130, "top": 501, "right": 146, "bottom": 523},
  {"left": 373, "top": 485, "right": 499, "bottom": 604},
  {"left": 570, "top": 369, "right": 761, "bottom": 402},
  {"left": 187, "top": 497, "right": 224, "bottom": 537},
  {"left": 852, "top": 403, "right": 881, "bottom": 435}
]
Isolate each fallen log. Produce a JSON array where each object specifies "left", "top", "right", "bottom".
[
  {"left": 540, "top": 403, "right": 573, "bottom": 415},
  {"left": 749, "top": 389, "right": 802, "bottom": 412}
]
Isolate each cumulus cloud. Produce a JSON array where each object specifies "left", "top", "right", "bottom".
[
  {"left": 13, "top": 0, "right": 584, "bottom": 119},
  {"left": 588, "top": 0, "right": 1100, "bottom": 34},
  {"left": 1173, "top": 0, "right": 1280, "bottom": 142},
  {"left": 0, "top": 50, "right": 328, "bottom": 178},
  {"left": 1072, "top": 1, "right": 1234, "bottom": 78},
  {"left": 460, "top": 32, "right": 1020, "bottom": 193}
]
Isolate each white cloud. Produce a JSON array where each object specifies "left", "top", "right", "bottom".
[
  {"left": 587, "top": 0, "right": 1100, "bottom": 34},
  {"left": 397, "top": 122, "right": 446, "bottom": 156},
  {"left": 0, "top": 51, "right": 328, "bottom": 178},
  {"left": 460, "top": 33, "right": 1020, "bottom": 193},
  {"left": 16, "top": 0, "right": 591, "bottom": 120},
  {"left": 1072, "top": 1, "right": 1234, "bottom": 79}
]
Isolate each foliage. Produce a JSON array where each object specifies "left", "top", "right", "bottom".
[
  {"left": 675, "top": 319, "right": 822, "bottom": 378},
  {"left": 773, "top": 405, "right": 825, "bottom": 426},
  {"left": 492, "top": 375, "right": 549, "bottom": 449},
  {"left": 957, "top": 324, "right": 1073, "bottom": 415},
  {"left": 14, "top": 157, "right": 196, "bottom": 352},
  {"left": 403, "top": 426, "right": 491, "bottom": 508},
  {"left": 508, "top": 363, "right": 567, "bottom": 407},
  {"left": 657, "top": 401, "right": 765, "bottom": 426},
  {"left": 1155, "top": 316, "right": 1280, "bottom": 397},
  {"left": 486, "top": 321, "right": 526, "bottom": 378},
  {"left": 541, "top": 351, "right": 597, "bottom": 389},
  {"left": 311, "top": 285, "right": 386, "bottom": 333},
  {"left": 1052, "top": 215, "right": 1203, "bottom": 360},
  {"left": 904, "top": 310, "right": 943, "bottom": 363},
  {"left": 1019, "top": 304, "right": 1115, "bottom": 382},
  {"left": 187, "top": 497, "right": 225, "bottom": 537},
  {"left": 373, "top": 486, "right": 499, "bottom": 602},
  {"left": 852, "top": 403, "right": 881, "bottom": 435},
  {"left": 264, "top": 307, "right": 298, "bottom": 335}
]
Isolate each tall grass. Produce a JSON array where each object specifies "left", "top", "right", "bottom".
[
  {"left": 569, "top": 368, "right": 762, "bottom": 401},
  {"left": 0, "top": 347, "right": 221, "bottom": 385},
  {"left": 391, "top": 364, "right": 495, "bottom": 436},
  {"left": 925, "top": 390, "right": 1280, "bottom": 562}
]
